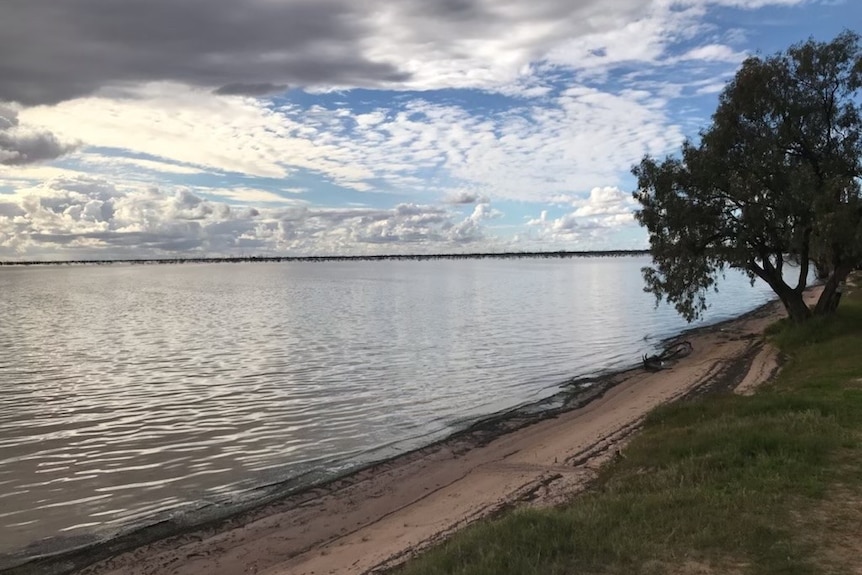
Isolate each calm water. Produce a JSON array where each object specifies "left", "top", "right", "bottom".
[{"left": 0, "top": 257, "right": 781, "bottom": 563}]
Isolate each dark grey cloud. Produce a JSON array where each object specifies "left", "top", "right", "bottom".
[
  {"left": 416, "top": 0, "right": 491, "bottom": 21},
  {"left": 0, "top": 106, "right": 77, "bottom": 164},
  {"left": 214, "top": 83, "right": 290, "bottom": 96},
  {"left": 0, "top": 0, "right": 647, "bottom": 106},
  {"left": 0, "top": 0, "right": 411, "bottom": 105}
]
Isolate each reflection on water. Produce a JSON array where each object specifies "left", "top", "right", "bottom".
[{"left": 0, "top": 257, "right": 780, "bottom": 559}]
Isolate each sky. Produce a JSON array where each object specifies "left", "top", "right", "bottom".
[{"left": 0, "top": 0, "right": 857, "bottom": 260}]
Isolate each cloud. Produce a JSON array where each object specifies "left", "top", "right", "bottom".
[
  {"left": 695, "top": 82, "right": 730, "bottom": 95},
  {"left": 0, "top": 176, "right": 505, "bottom": 259},
  {"left": 677, "top": 44, "right": 747, "bottom": 63},
  {"left": 527, "top": 186, "right": 638, "bottom": 242},
  {"left": 468, "top": 202, "right": 502, "bottom": 222},
  {"left": 0, "top": 0, "right": 409, "bottom": 105},
  {"left": 214, "top": 83, "right": 290, "bottom": 97},
  {"left": 4, "top": 0, "right": 810, "bottom": 205},
  {"left": 22, "top": 85, "right": 305, "bottom": 179},
  {"left": 77, "top": 153, "right": 206, "bottom": 176},
  {"left": 443, "top": 191, "right": 489, "bottom": 204},
  {"left": 0, "top": 0, "right": 794, "bottom": 105},
  {"left": 203, "top": 187, "right": 306, "bottom": 204},
  {"left": 572, "top": 186, "right": 637, "bottom": 217},
  {"left": 0, "top": 105, "right": 77, "bottom": 165},
  {"left": 22, "top": 85, "right": 685, "bottom": 202},
  {"left": 527, "top": 210, "right": 582, "bottom": 235},
  {"left": 0, "top": 0, "right": 825, "bottom": 258},
  {"left": 0, "top": 176, "right": 261, "bottom": 257}
]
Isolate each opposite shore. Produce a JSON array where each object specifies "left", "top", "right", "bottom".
[{"left": 0, "top": 250, "right": 649, "bottom": 267}]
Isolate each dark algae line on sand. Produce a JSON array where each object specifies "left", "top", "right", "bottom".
[{"left": 395, "top": 280, "right": 862, "bottom": 575}]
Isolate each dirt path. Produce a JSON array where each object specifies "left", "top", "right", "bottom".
[{"left": 62, "top": 295, "right": 815, "bottom": 575}]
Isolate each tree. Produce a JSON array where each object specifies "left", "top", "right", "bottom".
[{"left": 633, "top": 31, "right": 862, "bottom": 324}]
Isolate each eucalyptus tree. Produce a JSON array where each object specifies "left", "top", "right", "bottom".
[{"left": 634, "top": 31, "right": 862, "bottom": 323}]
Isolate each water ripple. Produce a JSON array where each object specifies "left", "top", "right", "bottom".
[{"left": 0, "top": 258, "right": 783, "bottom": 560}]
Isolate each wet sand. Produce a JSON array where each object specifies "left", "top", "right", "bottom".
[{"left": 9, "top": 291, "right": 820, "bottom": 575}]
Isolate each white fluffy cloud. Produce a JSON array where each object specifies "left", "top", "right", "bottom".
[
  {"left": 572, "top": 186, "right": 638, "bottom": 217},
  {"left": 0, "top": 176, "right": 506, "bottom": 259},
  {"left": 21, "top": 84, "right": 684, "bottom": 202},
  {"left": 527, "top": 185, "right": 638, "bottom": 242}
]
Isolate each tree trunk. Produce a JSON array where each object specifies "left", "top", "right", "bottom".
[
  {"left": 814, "top": 265, "right": 852, "bottom": 316},
  {"left": 813, "top": 257, "right": 832, "bottom": 281},
  {"left": 748, "top": 258, "right": 813, "bottom": 323},
  {"left": 777, "top": 286, "right": 813, "bottom": 323}
]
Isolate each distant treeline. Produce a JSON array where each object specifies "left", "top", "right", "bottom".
[{"left": 0, "top": 250, "right": 650, "bottom": 266}]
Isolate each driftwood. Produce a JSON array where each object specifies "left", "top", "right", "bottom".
[{"left": 642, "top": 340, "right": 693, "bottom": 371}]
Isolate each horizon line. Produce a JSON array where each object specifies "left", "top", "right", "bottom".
[{"left": 0, "top": 249, "right": 651, "bottom": 266}]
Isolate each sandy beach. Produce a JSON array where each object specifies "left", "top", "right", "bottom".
[{"left": 10, "top": 291, "right": 818, "bottom": 575}]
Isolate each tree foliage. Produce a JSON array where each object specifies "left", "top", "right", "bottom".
[{"left": 634, "top": 31, "right": 862, "bottom": 323}]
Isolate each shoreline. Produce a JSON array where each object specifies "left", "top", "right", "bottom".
[
  {"left": 3, "top": 293, "right": 811, "bottom": 575},
  {"left": 1, "top": 359, "right": 645, "bottom": 575}
]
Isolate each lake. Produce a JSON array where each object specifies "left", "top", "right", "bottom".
[{"left": 0, "top": 256, "right": 783, "bottom": 564}]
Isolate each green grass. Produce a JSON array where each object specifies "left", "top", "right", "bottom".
[{"left": 394, "top": 286, "right": 862, "bottom": 575}]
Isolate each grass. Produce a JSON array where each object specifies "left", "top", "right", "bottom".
[{"left": 394, "top": 284, "right": 862, "bottom": 575}]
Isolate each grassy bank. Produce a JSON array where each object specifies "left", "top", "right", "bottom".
[{"left": 395, "top": 288, "right": 862, "bottom": 575}]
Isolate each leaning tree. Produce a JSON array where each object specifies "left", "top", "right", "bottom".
[{"left": 633, "top": 31, "right": 862, "bottom": 324}]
